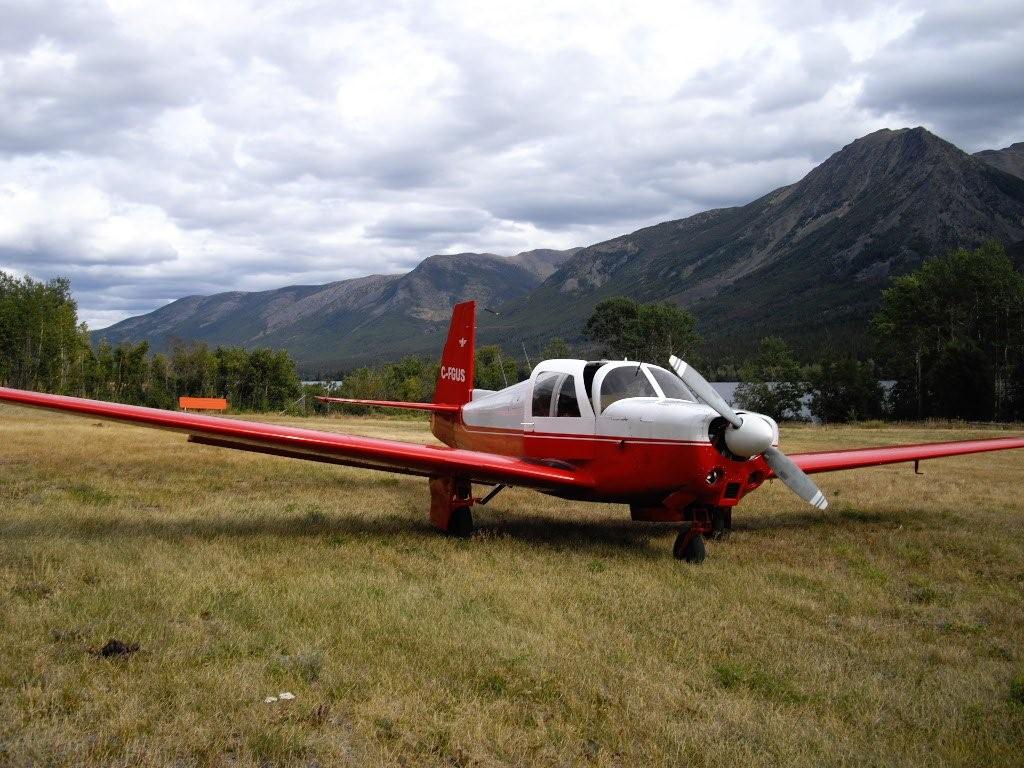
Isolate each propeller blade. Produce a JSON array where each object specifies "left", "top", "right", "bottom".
[
  {"left": 763, "top": 446, "right": 828, "bottom": 510},
  {"left": 668, "top": 355, "right": 825, "bottom": 510},
  {"left": 669, "top": 355, "right": 743, "bottom": 429}
]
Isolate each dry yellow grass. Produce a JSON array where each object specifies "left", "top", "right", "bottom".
[{"left": 1, "top": 406, "right": 1023, "bottom": 767}]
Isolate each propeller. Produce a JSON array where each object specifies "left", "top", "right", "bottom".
[{"left": 668, "top": 355, "right": 828, "bottom": 510}]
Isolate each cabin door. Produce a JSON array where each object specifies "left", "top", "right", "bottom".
[{"left": 523, "top": 370, "right": 596, "bottom": 460}]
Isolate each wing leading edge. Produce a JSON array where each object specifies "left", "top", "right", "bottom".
[
  {"left": 0, "top": 387, "right": 592, "bottom": 491},
  {"left": 788, "top": 437, "right": 1024, "bottom": 475}
]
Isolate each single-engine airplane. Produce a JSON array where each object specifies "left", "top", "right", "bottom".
[{"left": 2, "top": 300, "right": 1023, "bottom": 562}]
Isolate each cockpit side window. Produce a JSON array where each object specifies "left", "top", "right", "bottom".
[
  {"left": 649, "top": 366, "right": 694, "bottom": 401},
  {"left": 553, "top": 374, "right": 581, "bottom": 417},
  {"left": 532, "top": 372, "right": 560, "bottom": 417},
  {"left": 599, "top": 365, "right": 657, "bottom": 412}
]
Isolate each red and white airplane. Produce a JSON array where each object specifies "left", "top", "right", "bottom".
[{"left": 2, "top": 301, "right": 1022, "bottom": 562}]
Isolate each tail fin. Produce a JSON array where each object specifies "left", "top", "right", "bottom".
[{"left": 434, "top": 300, "right": 476, "bottom": 407}]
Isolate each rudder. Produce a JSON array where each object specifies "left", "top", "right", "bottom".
[{"left": 434, "top": 301, "right": 476, "bottom": 407}]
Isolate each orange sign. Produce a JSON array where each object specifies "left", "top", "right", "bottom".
[{"left": 178, "top": 397, "right": 228, "bottom": 411}]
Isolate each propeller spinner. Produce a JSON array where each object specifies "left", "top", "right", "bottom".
[{"left": 668, "top": 355, "right": 828, "bottom": 510}]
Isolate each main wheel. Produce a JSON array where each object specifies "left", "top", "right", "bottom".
[
  {"left": 673, "top": 529, "right": 706, "bottom": 563},
  {"left": 448, "top": 506, "right": 473, "bottom": 539}
]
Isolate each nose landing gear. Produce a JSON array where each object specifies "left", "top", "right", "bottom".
[
  {"left": 673, "top": 525, "right": 707, "bottom": 563},
  {"left": 673, "top": 507, "right": 730, "bottom": 562}
]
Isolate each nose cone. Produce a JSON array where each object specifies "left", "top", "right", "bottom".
[{"left": 723, "top": 414, "right": 774, "bottom": 457}]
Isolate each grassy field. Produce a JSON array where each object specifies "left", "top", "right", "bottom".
[{"left": 1, "top": 407, "right": 1023, "bottom": 767}]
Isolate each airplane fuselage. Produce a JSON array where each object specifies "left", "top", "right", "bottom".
[{"left": 431, "top": 359, "right": 777, "bottom": 512}]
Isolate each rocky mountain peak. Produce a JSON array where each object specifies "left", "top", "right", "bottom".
[{"left": 974, "top": 141, "right": 1024, "bottom": 180}]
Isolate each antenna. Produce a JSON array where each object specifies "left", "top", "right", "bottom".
[
  {"left": 522, "top": 342, "right": 533, "bottom": 369},
  {"left": 481, "top": 306, "right": 509, "bottom": 386},
  {"left": 495, "top": 347, "right": 509, "bottom": 388}
]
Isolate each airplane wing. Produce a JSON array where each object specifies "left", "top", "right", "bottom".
[
  {"left": 788, "top": 437, "right": 1024, "bottom": 474},
  {"left": 0, "top": 387, "right": 592, "bottom": 491}
]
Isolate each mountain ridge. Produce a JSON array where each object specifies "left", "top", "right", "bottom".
[
  {"left": 94, "top": 249, "right": 579, "bottom": 367},
  {"left": 96, "top": 127, "right": 1024, "bottom": 370},
  {"left": 483, "top": 128, "right": 1024, "bottom": 356},
  {"left": 975, "top": 142, "right": 1024, "bottom": 180}
]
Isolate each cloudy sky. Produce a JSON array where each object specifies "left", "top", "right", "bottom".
[{"left": 2, "top": 0, "right": 1023, "bottom": 328}]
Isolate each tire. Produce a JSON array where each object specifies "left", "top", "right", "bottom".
[
  {"left": 673, "top": 530, "right": 706, "bottom": 563},
  {"left": 448, "top": 506, "right": 473, "bottom": 539}
]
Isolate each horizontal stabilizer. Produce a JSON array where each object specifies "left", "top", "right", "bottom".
[{"left": 317, "top": 396, "right": 460, "bottom": 413}]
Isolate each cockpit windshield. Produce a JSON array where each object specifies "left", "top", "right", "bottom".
[
  {"left": 599, "top": 365, "right": 657, "bottom": 412},
  {"left": 648, "top": 366, "right": 694, "bottom": 401}
]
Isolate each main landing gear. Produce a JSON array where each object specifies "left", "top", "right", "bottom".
[
  {"left": 428, "top": 477, "right": 506, "bottom": 539},
  {"left": 429, "top": 476, "right": 475, "bottom": 538},
  {"left": 448, "top": 505, "right": 473, "bottom": 539}
]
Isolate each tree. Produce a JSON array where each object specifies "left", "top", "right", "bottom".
[
  {"left": 542, "top": 337, "right": 571, "bottom": 360},
  {"left": 474, "top": 346, "right": 518, "bottom": 390},
  {"left": 146, "top": 353, "right": 177, "bottom": 409},
  {"left": 927, "top": 339, "right": 994, "bottom": 421},
  {"left": 808, "top": 354, "right": 883, "bottom": 424},
  {"left": 170, "top": 341, "right": 219, "bottom": 398},
  {"left": 871, "top": 242, "right": 1024, "bottom": 420},
  {"left": 584, "top": 297, "right": 699, "bottom": 364},
  {"left": 734, "top": 337, "right": 805, "bottom": 421},
  {"left": 0, "top": 273, "right": 85, "bottom": 391}
]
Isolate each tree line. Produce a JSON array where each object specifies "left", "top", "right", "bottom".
[
  {"left": 0, "top": 272, "right": 301, "bottom": 411},
  {"left": 4, "top": 242, "right": 1021, "bottom": 421}
]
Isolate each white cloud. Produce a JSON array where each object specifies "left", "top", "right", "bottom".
[{"left": 0, "top": 0, "right": 1021, "bottom": 328}]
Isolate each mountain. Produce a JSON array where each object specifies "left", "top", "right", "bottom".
[
  {"left": 95, "top": 249, "right": 577, "bottom": 369},
  {"left": 975, "top": 142, "right": 1024, "bottom": 180},
  {"left": 98, "top": 127, "right": 1024, "bottom": 370},
  {"left": 483, "top": 128, "right": 1024, "bottom": 356}
]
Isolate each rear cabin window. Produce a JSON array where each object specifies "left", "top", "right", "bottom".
[
  {"left": 532, "top": 372, "right": 559, "bottom": 417},
  {"left": 600, "top": 366, "right": 657, "bottom": 412},
  {"left": 554, "top": 375, "right": 581, "bottom": 417},
  {"left": 649, "top": 367, "right": 694, "bottom": 401}
]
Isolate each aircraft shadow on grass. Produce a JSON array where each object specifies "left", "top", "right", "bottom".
[{"left": 1, "top": 503, "right": 929, "bottom": 557}]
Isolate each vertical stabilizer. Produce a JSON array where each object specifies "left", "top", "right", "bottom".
[{"left": 433, "top": 301, "right": 476, "bottom": 407}]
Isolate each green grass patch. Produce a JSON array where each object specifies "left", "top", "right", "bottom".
[
  {"left": 712, "top": 661, "right": 807, "bottom": 704},
  {"left": 1011, "top": 673, "right": 1024, "bottom": 707},
  {"left": 64, "top": 483, "right": 116, "bottom": 506}
]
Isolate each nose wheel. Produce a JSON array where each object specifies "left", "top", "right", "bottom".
[{"left": 673, "top": 525, "right": 707, "bottom": 563}]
